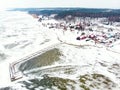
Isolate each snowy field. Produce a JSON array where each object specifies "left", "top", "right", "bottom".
[{"left": 0, "top": 11, "right": 120, "bottom": 90}]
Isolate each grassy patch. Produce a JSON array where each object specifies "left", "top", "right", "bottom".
[
  {"left": 19, "top": 48, "right": 62, "bottom": 71},
  {"left": 79, "top": 73, "right": 116, "bottom": 90},
  {"left": 20, "top": 75, "right": 76, "bottom": 90}
]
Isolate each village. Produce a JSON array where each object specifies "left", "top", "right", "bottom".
[{"left": 33, "top": 14, "right": 120, "bottom": 47}]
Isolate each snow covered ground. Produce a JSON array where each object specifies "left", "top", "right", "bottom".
[
  {"left": 0, "top": 11, "right": 120, "bottom": 90},
  {"left": 0, "top": 11, "right": 59, "bottom": 87}
]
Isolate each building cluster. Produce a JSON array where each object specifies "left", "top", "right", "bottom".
[{"left": 38, "top": 16, "right": 120, "bottom": 47}]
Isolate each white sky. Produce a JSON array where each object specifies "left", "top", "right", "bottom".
[{"left": 0, "top": 0, "right": 120, "bottom": 10}]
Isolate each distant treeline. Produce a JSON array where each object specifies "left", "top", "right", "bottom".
[{"left": 11, "top": 8, "right": 120, "bottom": 22}]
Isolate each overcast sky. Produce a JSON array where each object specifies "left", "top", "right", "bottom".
[{"left": 0, "top": 0, "right": 120, "bottom": 10}]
